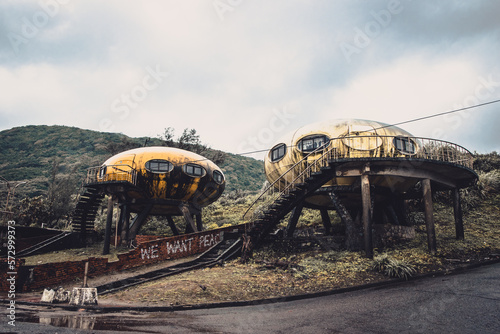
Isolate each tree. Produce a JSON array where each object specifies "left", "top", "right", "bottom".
[
  {"left": 105, "top": 136, "right": 141, "bottom": 155},
  {"left": 44, "top": 159, "right": 79, "bottom": 227},
  {"left": 15, "top": 196, "right": 53, "bottom": 227},
  {"left": 158, "top": 127, "right": 175, "bottom": 146},
  {"left": 157, "top": 127, "right": 226, "bottom": 165},
  {"left": 177, "top": 128, "right": 204, "bottom": 151}
]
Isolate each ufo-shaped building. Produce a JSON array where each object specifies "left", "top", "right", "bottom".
[
  {"left": 72, "top": 146, "right": 225, "bottom": 253},
  {"left": 245, "top": 119, "right": 477, "bottom": 257}
]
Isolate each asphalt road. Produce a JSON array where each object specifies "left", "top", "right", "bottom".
[{"left": 7, "top": 262, "right": 500, "bottom": 334}]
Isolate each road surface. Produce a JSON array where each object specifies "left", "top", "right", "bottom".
[{"left": 7, "top": 262, "right": 500, "bottom": 333}]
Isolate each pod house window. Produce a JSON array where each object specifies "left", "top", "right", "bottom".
[
  {"left": 184, "top": 163, "right": 206, "bottom": 177},
  {"left": 393, "top": 137, "right": 416, "bottom": 154},
  {"left": 298, "top": 135, "right": 329, "bottom": 153},
  {"left": 213, "top": 170, "right": 224, "bottom": 184},
  {"left": 99, "top": 166, "right": 107, "bottom": 179},
  {"left": 270, "top": 143, "right": 287, "bottom": 162},
  {"left": 145, "top": 159, "right": 174, "bottom": 173}
]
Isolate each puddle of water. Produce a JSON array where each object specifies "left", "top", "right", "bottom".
[{"left": 17, "top": 313, "right": 160, "bottom": 333}]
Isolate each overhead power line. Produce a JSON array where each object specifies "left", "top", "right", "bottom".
[
  {"left": 373, "top": 98, "right": 500, "bottom": 131},
  {"left": 235, "top": 98, "right": 500, "bottom": 158}
]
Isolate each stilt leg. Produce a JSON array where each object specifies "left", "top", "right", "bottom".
[
  {"left": 361, "top": 174, "right": 373, "bottom": 259},
  {"left": 453, "top": 188, "right": 464, "bottom": 240},
  {"left": 422, "top": 179, "right": 437, "bottom": 254},
  {"left": 103, "top": 196, "right": 114, "bottom": 255},
  {"left": 286, "top": 202, "right": 304, "bottom": 238}
]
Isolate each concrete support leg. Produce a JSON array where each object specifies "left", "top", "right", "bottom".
[
  {"left": 102, "top": 197, "right": 114, "bottom": 255},
  {"left": 361, "top": 174, "right": 373, "bottom": 259},
  {"left": 166, "top": 216, "right": 180, "bottom": 235},
  {"left": 120, "top": 204, "right": 130, "bottom": 245},
  {"left": 386, "top": 204, "right": 400, "bottom": 226},
  {"left": 128, "top": 204, "right": 153, "bottom": 241},
  {"left": 422, "top": 178, "right": 437, "bottom": 255},
  {"left": 320, "top": 208, "right": 333, "bottom": 236},
  {"left": 116, "top": 205, "right": 124, "bottom": 246},
  {"left": 180, "top": 204, "right": 197, "bottom": 233},
  {"left": 196, "top": 213, "right": 203, "bottom": 232},
  {"left": 328, "top": 191, "right": 360, "bottom": 250},
  {"left": 286, "top": 202, "right": 304, "bottom": 238},
  {"left": 453, "top": 188, "right": 465, "bottom": 240}
]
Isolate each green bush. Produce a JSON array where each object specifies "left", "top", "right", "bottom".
[
  {"left": 477, "top": 170, "right": 500, "bottom": 197},
  {"left": 372, "top": 254, "right": 416, "bottom": 280},
  {"left": 473, "top": 152, "right": 500, "bottom": 173}
]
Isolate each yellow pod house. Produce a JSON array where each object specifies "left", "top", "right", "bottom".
[
  {"left": 244, "top": 119, "right": 477, "bottom": 258},
  {"left": 72, "top": 147, "right": 225, "bottom": 252}
]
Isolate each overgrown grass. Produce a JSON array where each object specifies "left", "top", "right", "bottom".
[{"left": 372, "top": 254, "right": 416, "bottom": 280}]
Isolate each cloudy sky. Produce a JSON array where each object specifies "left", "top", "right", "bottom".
[{"left": 1, "top": 0, "right": 499, "bottom": 159}]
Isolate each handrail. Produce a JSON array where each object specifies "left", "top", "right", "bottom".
[
  {"left": 84, "top": 164, "right": 138, "bottom": 187},
  {"left": 242, "top": 135, "right": 474, "bottom": 221},
  {"left": 241, "top": 141, "right": 330, "bottom": 220}
]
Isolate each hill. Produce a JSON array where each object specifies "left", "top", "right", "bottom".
[{"left": 0, "top": 125, "right": 266, "bottom": 202}]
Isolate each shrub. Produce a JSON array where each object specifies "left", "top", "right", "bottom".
[
  {"left": 477, "top": 170, "right": 500, "bottom": 197},
  {"left": 372, "top": 254, "right": 416, "bottom": 280},
  {"left": 473, "top": 151, "right": 500, "bottom": 173}
]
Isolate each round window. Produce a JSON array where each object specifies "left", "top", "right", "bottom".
[
  {"left": 297, "top": 135, "right": 329, "bottom": 153},
  {"left": 213, "top": 170, "right": 224, "bottom": 184},
  {"left": 183, "top": 163, "right": 206, "bottom": 177},
  {"left": 270, "top": 143, "right": 287, "bottom": 162},
  {"left": 393, "top": 137, "right": 416, "bottom": 155},
  {"left": 145, "top": 159, "right": 174, "bottom": 173}
]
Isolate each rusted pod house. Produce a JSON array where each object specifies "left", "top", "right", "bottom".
[
  {"left": 245, "top": 119, "right": 477, "bottom": 257},
  {"left": 72, "top": 147, "right": 225, "bottom": 254}
]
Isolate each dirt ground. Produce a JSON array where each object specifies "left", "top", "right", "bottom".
[{"left": 12, "top": 197, "right": 500, "bottom": 307}]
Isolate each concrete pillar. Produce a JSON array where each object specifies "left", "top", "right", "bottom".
[
  {"left": 286, "top": 202, "right": 304, "bottom": 237},
  {"left": 120, "top": 204, "right": 130, "bottom": 245},
  {"left": 329, "top": 191, "right": 360, "bottom": 250},
  {"left": 180, "top": 204, "right": 197, "bottom": 233},
  {"left": 320, "top": 208, "right": 333, "bottom": 236},
  {"left": 196, "top": 213, "right": 203, "bottom": 232},
  {"left": 166, "top": 215, "right": 180, "bottom": 235},
  {"left": 422, "top": 179, "right": 437, "bottom": 254},
  {"left": 128, "top": 204, "right": 153, "bottom": 240},
  {"left": 453, "top": 188, "right": 464, "bottom": 240},
  {"left": 361, "top": 173, "right": 373, "bottom": 259},
  {"left": 102, "top": 196, "right": 114, "bottom": 255}
]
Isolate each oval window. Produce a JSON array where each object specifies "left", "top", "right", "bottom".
[
  {"left": 393, "top": 137, "right": 416, "bottom": 155},
  {"left": 342, "top": 133, "right": 383, "bottom": 151},
  {"left": 297, "top": 135, "right": 329, "bottom": 153},
  {"left": 145, "top": 159, "right": 174, "bottom": 173},
  {"left": 99, "top": 165, "right": 107, "bottom": 179},
  {"left": 183, "top": 163, "right": 206, "bottom": 177},
  {"left": 270, "top": 143, "right": 287, "bottom": 162},
  {"left": 213, "top": 170, "right": 224, "bottom": 184}
]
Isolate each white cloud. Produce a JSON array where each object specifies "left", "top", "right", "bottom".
[
  {"left": 321, "top": 55, "right": 484, "bottom": 140},
  {"left": 1, "top": 0, "right": 499, "bottom": 155}
]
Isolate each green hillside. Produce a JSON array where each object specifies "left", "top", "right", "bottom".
[{"left": 0, "top": 125, "right": 266, "bottom": 202}]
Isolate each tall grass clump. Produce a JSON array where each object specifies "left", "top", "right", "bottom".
[{"left": 372, "top": 255, "right": 416, "bottom": 280}]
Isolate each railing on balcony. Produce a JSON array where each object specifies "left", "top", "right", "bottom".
[
  {"left": 84, "top": 164, "right": 138, "bottom": 187},
  {"left": 242, "top": 135, "right": 474, "bottom": 221}
]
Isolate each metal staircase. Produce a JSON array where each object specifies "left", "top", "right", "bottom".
[
  {"left": 71, "top": 186, "right": 105, "bottom": 240},
  {"left": 243, "top": 144, "right": 339, "bottom": 246}
]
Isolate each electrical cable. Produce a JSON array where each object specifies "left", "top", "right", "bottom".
[
  {"left": 189, "top": 98, "right": 500, "bottom": 163},
  {"left": 372, "top": 98, "right": 500, "bottom": 131},
  {"left": 235, "top": 98, "right": 500, "bottom": 158}
]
